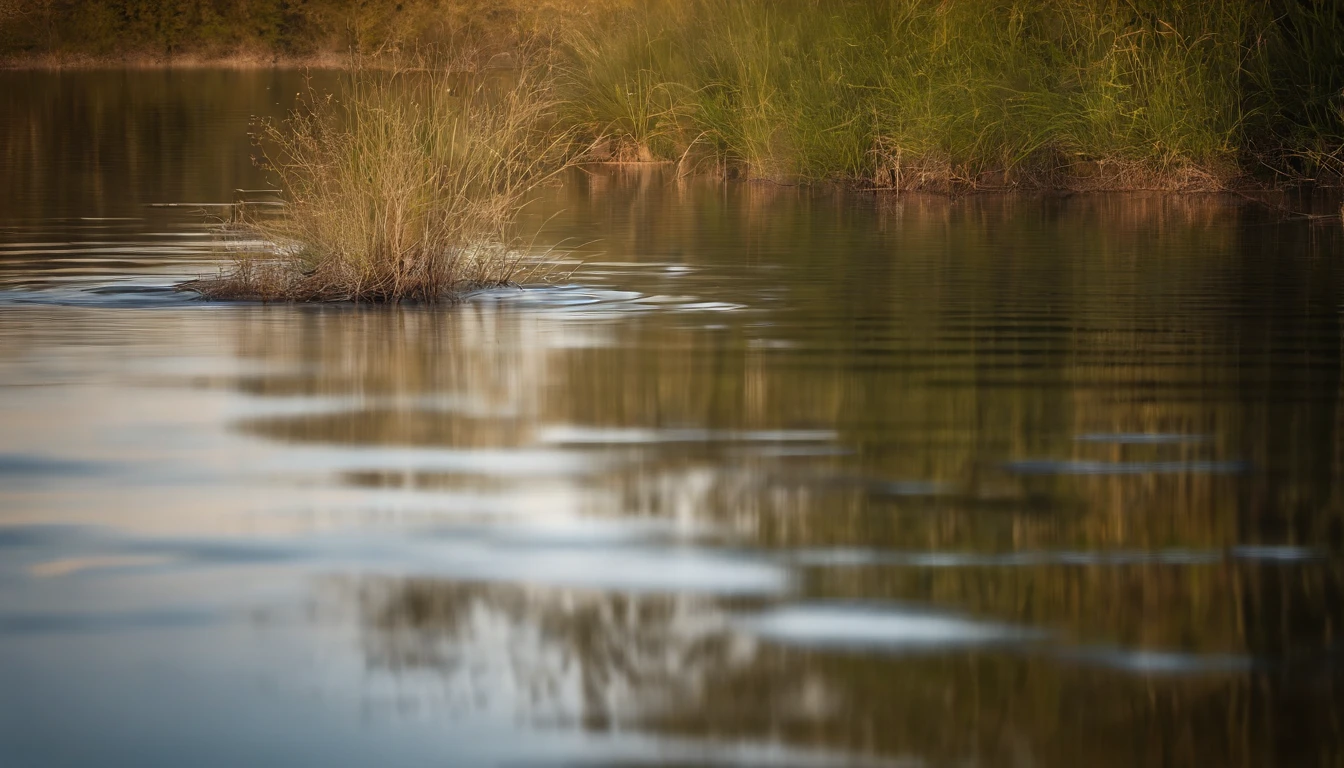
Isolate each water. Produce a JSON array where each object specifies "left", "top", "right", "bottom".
[{"left": 2, "top": 69, "right": 1343, "bottom": 768}]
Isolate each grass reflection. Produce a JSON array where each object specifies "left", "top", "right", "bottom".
[
  {"left": 346, "top": 576, "right": 1340, "bottom": 768},
  {"left": 215, "top": 171, "right": 1344, "bottom": 766}
]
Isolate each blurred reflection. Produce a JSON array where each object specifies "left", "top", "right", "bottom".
[
  {"left": 348, "top": 576, "right": 1340, "bottom": 768},
  {"left": 203, "top": 177, "right": 1344, "bottom": 765},
  {"left": 352, "top": 579, "right": 757, "bottom": 728},
  {"left": 0, "top": 69, "right": 333, "bottom": 220},
  {"left": 2, "top": 70, "right": 1344, "bottom": 765}
]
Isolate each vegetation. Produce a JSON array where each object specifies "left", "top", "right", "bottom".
[
  {"left": 183, "top": 56, "right": 574, "bottom": 302},
  {"left": 6, "top": 1, "right": 1343, "bottom": 191},
  {"left": 0, "top": 0, "right": 615, "bottom": 62},
  {"left": 10, "top": 1, "right": 1340, "bottom": 300},
  {"left": 559, "top": 0, "right": 1344, "bottom": 189}
]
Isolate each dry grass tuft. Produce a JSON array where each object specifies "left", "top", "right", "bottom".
[{"left": 180, "top": 51, "right": 574, "bottom": 303}]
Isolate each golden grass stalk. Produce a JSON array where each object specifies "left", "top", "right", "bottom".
[{"left": 182, "top": 52, "right": 574, "bottom": 302}]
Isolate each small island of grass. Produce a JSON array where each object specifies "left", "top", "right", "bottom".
[{"left": 180, "top": 56, "right": 575, "bottom": 303}]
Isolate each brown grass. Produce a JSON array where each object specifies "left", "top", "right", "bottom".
[{"left": 180, "top": 52, "right": 575, "bottom": 303}]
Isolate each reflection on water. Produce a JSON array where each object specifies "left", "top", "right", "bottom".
[{"left": 1, "top": 70, "right": 1344, "bottom": 766}]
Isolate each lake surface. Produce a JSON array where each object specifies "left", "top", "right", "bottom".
[{"left": 2, "top": 69, "right": 1344, "bottom": 768}]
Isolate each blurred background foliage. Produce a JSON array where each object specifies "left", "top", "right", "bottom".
[{"left": 2, "top": 1, "right": 1341, "bottom": 186}]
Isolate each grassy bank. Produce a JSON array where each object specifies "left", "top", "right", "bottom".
[
  {"left": 561, "top": 0, "right": 1344, "bottom": 190},
  {"left": 20, "top": 1, "right": 1334, "bottom": 301},
  {"left": 8, "top": 1, "right": 1343, "bottom": 190}
]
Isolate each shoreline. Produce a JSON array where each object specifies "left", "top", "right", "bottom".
[
  {"left": 584, "top": 162, "right": 1343, "bottom": 201},
  {"left": 2, "top": 56, "right": 1339, "bottom": 203},
  {"left": 0, "top": 51, "right": 351, "bottom": 70}
]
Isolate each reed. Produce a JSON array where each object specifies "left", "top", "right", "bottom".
[
  {"left": 560, "top": 0, "right": 1344, "bottom": 190},
  {"left": 183, "top": 53, "right": 574, "bottom": 302},
  {"left": 13, "top": 1, "right": 1340, "bottom": 191}
]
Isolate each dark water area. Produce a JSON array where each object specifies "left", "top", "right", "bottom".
[{"left": 3, "top": 70, "right": 1344, "bottom": 768}]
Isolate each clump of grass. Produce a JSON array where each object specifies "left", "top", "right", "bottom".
[
  {"left": 183, "top": 52, "right": 573, "bottom": 302},
  {"left": 559, "top": 13, "right": 689, "bottom": 163}
]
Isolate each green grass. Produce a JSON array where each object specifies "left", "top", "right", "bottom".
[
  {"left": 559, "top": 0, "right": 1344, "bottom": 190},
  {"left": 8, "top": 1, "right": 1341, "bottom": 188}
]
